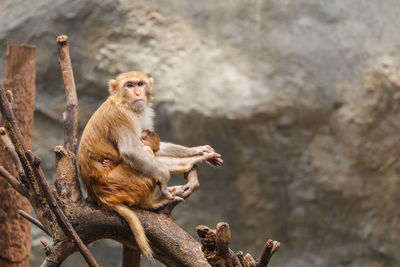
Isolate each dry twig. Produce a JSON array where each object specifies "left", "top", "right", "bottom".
[{"left": 19, "top": 209, "right": 51, "bottom": 236}]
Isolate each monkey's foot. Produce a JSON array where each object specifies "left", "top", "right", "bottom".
[{"left": 168, "top": 185, "right": 189, "bottom": 196}]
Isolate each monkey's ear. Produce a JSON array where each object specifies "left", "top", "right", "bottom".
[
  {"left": 108, "top": 79, "right": 117, "bottom": 95},
  {"left": 148, "top": 77, "right": 154, "bottom": 85}
]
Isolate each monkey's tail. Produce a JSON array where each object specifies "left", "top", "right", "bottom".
[{"left": 113, "top": 204, "right": 154, "bottom": 262}]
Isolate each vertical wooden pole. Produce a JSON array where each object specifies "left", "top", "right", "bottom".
[
  {"left": 122, "top": 246, "right": 141, "bottom": 267},
  {"left": 0, "top": 45, "right": 36, "bottom": 267}
]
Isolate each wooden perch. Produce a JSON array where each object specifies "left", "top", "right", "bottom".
[
  {"left": 197, "top": 223, "right": 280, "bottom": 267},
  {"left": 0, "top": 36, "right": 280, "bottom": 267}
]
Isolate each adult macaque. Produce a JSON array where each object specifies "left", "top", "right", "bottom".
[{"left": 78, "top": 71, "right": 222, "bottom": 260}]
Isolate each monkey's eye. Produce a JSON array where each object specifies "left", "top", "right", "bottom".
[
  {"left": 138, "top": 81, "right": 144, "bottom": 87},
  {"left": 126, "top": 82, "right": 134, "bottom": 88}
]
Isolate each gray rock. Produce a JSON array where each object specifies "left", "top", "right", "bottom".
[{"left": 1, "top": 0, "right": 400, "bottom": 266}]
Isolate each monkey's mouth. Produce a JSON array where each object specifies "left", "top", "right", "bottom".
[
  {"left": 130, "top": 99, "right": 146, "bottom": 111},
  {"left": 131, "top": 99, "right": 146, "bottom": 106}
]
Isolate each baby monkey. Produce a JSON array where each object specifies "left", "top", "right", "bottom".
[{"left": 102, "top": 129, "right": 216, "bottom": 203}]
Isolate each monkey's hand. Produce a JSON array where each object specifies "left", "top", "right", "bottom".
[
  {"left": 201, "top": 151, "right": 223, "bottom": 167},
  {"left": 191, "top": 145, "right": 223, "bottom": 166},
  {"left": 207, "top": 154, "right": 223, "bottom": 166},
  {"left": 190, "top": 145, "right": 214, "bottom": 156}
]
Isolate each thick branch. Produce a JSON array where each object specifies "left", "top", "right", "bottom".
[
  {"left": 56, "top": 35, "right": 78, "bottom": 154},
  {"left": 39, "top": 203, "right": 210, "bottom": 266}
]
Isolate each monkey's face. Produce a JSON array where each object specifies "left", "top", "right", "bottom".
[
  {"left": 141, "top": 130, "right": 160, "bottom": 153},
  {"left": 109, "top": 71, "right": 154, "bottom": 112},
  {"left": 123, "top": 79, "right": 148, "bottom": 112}
]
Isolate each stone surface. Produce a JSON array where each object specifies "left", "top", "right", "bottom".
[{"left": 1, "top": 0, "right": 400, "bottom": 266}]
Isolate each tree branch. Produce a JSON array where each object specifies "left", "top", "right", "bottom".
[
  {"left": 56, "top": 35, "right": 78, "bottom": 154},
  {"left": 38, "top": 204, "right": 210, "bottom": 266},
  {"left": 256, "top": 240, "right": 280, "bottom": 267},
  {"left": 18, "top": 209, "right": 50, "bottom": 236},
  {"left": 197, "top": 223, "right": 280, "bottom": 267},
  {"left": 0, "top": 127, "right": 27, "bottom": 185},
  {"left": 0, "top": 166, "right": 27, "bottom": 197}
]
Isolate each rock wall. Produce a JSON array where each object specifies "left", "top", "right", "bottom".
[{"left": 1, "top": 0, "right": 400, "bottom": 266}]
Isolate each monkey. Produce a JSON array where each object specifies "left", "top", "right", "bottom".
[{"left": 78, "top": 71, "right": 223, "bottom": 261}]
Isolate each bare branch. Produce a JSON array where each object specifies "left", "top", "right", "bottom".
[
  {"left": 27, "top": 153, "right": 99, "bottom": 267},
  {"left": 0, "top": 84, "right": 42, "bottom": 198},
  {"left": 0, "top": 84, "right": 98, "bottom": 267},
  {"left": 19, "top": 210, "right": 50, "bottom": 236},
  {"left": 0, "top": 166, "right": 27, "bottom": 196},
  {"left": 256, "top": 240, "right": 280, "bottom": 267},
  {"left": 216, "top": 222, "right": 230, "bottom": 261},
  {"left": 5, "top": 90, "right": 14, "bottom": 110},
  {"left": 0, "top": 127, "right": 28, "bottom": 186},
  {"left": 40, "top": 239, "right": 52, "bottom": 256},
  {"left": 197, "top": 223, "right": 279, "bottom": 267},
  {"left": 56, "top": 35, "right": 78, "bottom": 153}
]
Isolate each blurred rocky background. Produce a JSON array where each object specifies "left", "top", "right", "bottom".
[{"left": 1, "top": 0, "right": 400, "bottom": 266}]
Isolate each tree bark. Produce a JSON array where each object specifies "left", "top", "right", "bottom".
[
  {"left": 0, "top": 45, "right": 35, "bottom": 266},
  {"left": 122, "top": 246, "right": 141, "bottom": 267}
]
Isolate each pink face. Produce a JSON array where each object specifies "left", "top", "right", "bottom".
[{"left": 123, "top": 79, "right": 148, "bottom": 111}]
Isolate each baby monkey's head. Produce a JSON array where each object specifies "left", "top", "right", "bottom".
[{"left": 141, "top": 129, "right": 160, "bottom": 153}]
